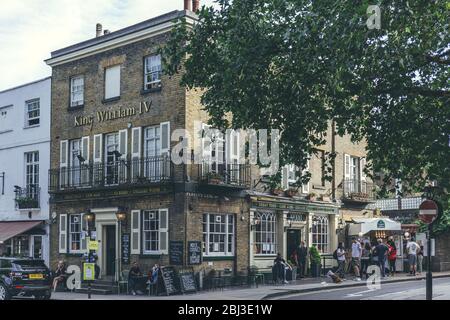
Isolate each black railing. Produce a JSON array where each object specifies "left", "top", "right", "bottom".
[
  {"left": 14, "top": 184, "right": 40, "bottom": 209},
  {"left": 342, "top": 179, "right": 375, "bottom": 202},
  {"left": 49, "top": 156, "right": 172, "bottom": 192},
  {"left": 198, "top": 162, "right": 251, "bottom": 188}
]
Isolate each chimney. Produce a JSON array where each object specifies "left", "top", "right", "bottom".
[
  {"left": 192, "top": 0, "right": 199, "bottom": 12},
  {"left": 184, "top": 0, "right": 191, "bottom": 11},
  {"left": 96, "top": 23, "right": 102, "bottom": 37}
]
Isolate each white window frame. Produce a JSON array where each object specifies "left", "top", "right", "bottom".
[
  {"left": 143, "top": 125, "right": 161, "bottom": 180},
  {"left": 104, "top": 132, "right": 120, "bottom": 185},
  {"left": 202, "top": 213, "right": 234, "bottom": 257},
  {"left": 25, "top": 99, "right": 40, "bottom": 127},
  {"left": 104, "top": 65, "right": 121, "bottom": 100},
  {"left": 254, "top": 211, "right": 277, "bottom": 256},
  {"left": 311, "top": 215, "right": 329, "bottom": 254},
  {"left": 144, "top": 54, "right": 162, "bottom": 90},
  {"left": 142, "top": 210, "right": 160, "bottom": 254},
  {"left": 24, "top": 151, "right": 39, "bottom": 199},
  {"left": 69, "top": 214, "right": 82, "bottom": 253},
  {"left": 286, "top": 164, "right": 296, "bottom": 187},
  {"left": 70, "top": 76, "right": 84, "bottom": 107}
]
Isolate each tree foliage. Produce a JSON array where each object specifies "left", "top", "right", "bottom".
[{"left": 164, "top": 0, "right": 450, "bottom": 196}]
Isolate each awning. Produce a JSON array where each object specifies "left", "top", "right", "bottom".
[
  {"left": 0, "top": 221, "right": 44, "bottom": 243},
  {"left": 348, "top": 218, "right": 401, "bottom": 236}
]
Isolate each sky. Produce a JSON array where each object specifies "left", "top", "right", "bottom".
[{"left": 0, "top": 0, "right": 216, "bottom": 91}]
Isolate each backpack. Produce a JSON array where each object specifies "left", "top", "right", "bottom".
[{"left": 333, "top": 249, "right": 338, "bottom": 260}]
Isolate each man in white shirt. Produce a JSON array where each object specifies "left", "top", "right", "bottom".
[
  {"left": 351, "top": 237, "right": 362, "bottom": 281},
  {"left": 406, "top": 240, "right": 420, "bottom": 276}
]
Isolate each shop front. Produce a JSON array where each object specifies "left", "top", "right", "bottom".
[
  {"left": 348, "top": 217, "right": 405, "bottom": 271},
  {"left": 248, "top": 193, "right": 339, "bottom": 273},
  {"left": 0, "top": 220, "right": 49, "bottom": 265}
]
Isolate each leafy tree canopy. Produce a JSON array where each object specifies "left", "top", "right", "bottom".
[{"left": 164, "top": 0, "right": 449, "bottom": 200}]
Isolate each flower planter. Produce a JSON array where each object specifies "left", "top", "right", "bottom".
[
  {"left": 209, "top": 178, "right": 223, "bottom": 185},
  {"left": 285, "top": 189, "right": 297, "bottom": 197},
  {"left": 271, "top": 189, "right": 284, "bottom": 196}
]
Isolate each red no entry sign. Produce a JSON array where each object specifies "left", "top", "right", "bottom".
[{"left": 419, "top": 200, "right": 438, "bottom": 224}]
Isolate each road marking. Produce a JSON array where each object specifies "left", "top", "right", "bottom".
[{"left": 345, "top": 289, "right": 378, "bottom": 297}]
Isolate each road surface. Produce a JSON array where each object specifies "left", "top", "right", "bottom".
[{"left": 278, "top": 277, "right": 450, "bottom": 300}]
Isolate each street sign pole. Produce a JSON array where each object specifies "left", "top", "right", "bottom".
[{"left": 426, "top": 225, "right": 432, "bottom": 300}]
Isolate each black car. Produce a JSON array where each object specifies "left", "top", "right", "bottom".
[{"left": 0, "top": 257, "right": 52, "bottom": 300}]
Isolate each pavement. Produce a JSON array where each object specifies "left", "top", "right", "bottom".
[{"left": 49, "top": 271, "right": 450, "bottom": 300}]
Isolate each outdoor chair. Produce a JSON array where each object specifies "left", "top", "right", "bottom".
[{"left": 117, "top": 270, "right": 129, "bottom": 295}]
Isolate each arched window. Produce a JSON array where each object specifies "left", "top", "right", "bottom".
[
  {"left": 254, "top": 211, "right": 277, "bottom": 255},
  {"left": 311, "top": 215, "right": 329, "bottom": 253}
]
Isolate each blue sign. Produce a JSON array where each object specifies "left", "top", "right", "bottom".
[{"left": 377, "top": 220, "right": 385, "bottom": 229}]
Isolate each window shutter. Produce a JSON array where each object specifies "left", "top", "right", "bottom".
[
  {"left": 344, "top": 154, "right": 350, "bottom": 181},
  {"left": 131, "top": 210, "right": 141, "bottom": 254},
  {"left": 360, "top": 157, "right": 366, "bottom": 182},
  {"left": 81, "top": 136, "right": 90, "bottom": 185},
  {"left": 81, "top": 213, "right": 87, "bottom": 252},
  {"left": 202, "top": 123, "right": 212, "bottom": 173},
  {"left": 159, "top": 209, "right": 169, "bottom": 254},
  {"left": 160, "top": 122, "right": 170, "bottom": 156},
  {"left": 93, "top": 134, "right": 103, "bottom": 163},
  {"left": 281, "top": 165, "right": 289, "bottom": 190},
  {"left": 119, "top": 129, "right": 128, "bottom": 160},
  {"left": 60, "top": 140, "right": 68, "bottom": 188},
  {"left": 302, "top": 159, "right": 310, "bottom": 194},
  {"left": 105, "top": 65, "right": 121, "bottom": 99},
  {"left": 59, "top": 214, "right": 67, "bottom": 253},
  {"left": 131, "top": 127, "right": 142, "bottom": 180},
  {"left": 160, "top": 122, "right": 170, "bottom": 178}
]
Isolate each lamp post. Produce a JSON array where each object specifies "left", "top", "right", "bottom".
[
  {"left": 116, "top": 208, "right": 127, "bottom": 283},
  {"left": 83, "top": 210, "right": 95, "bottom": 299}
]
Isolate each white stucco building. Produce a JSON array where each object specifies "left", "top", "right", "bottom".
[{"left": 0, "top": 77, "right": 51, "bottom": 265}]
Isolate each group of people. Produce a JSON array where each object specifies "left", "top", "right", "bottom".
[
  {"left": 273, "top": 241, "right": 308, "bottom": 284},
  {"left": 334, "top": 236, "right": 424, "bottom": 281},
  {"left": 128, "top": 261, "right": 159, "bottom": 295}
]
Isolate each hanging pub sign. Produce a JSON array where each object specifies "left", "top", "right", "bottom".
[
  {"left": 188, "top": 241, "right": 202, "bottom": 265},
  {"left": 169, "top": 241, "right": 184, "bottom": 265},
  {"left": 121, "top": 233, "right": 130, "bottom": 265}
]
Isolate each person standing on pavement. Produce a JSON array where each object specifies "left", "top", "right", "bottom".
[
  {"left": 406, "top": 239, "right": 420, "bottom": 276},
  {"left": 375, "top": 238, "right": 389, "bottom": 278},
  {"left": 360, "top": 242, "right": 371, "bottom": 279},
  {"left": 417, "top": 240, "right": 424, "bottom": 274},
  {"left": 335, "top": 242, "right": 346, "bottom": 279},
  {"left": 387, "top": 236, "right": 397, "bottom": 276},
  {"left": 351, "top": 237, "right": 362, "bottom": 281},
  {"left": 296, "top": 241, "right": 308, "bottom": 278}
]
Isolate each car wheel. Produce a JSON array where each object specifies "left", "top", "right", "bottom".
[
  {"left": 0, "top": 283, "right": 12, "bottom": 300},
  {"left": 36, "top": 290, "right": 52, "bottom": 300}
]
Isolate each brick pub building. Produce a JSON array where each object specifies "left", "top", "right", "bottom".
[{"left": 46, "top": 1, "right": 374, "bottom": 284}]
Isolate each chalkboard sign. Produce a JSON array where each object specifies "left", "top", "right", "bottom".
[
  {"left": 178, "top": 268, "right": 197, "bottom": 293},
  {"left": 188, "top": 241, "right": 202, "bottom": 265},
  {"left": 121, "top": 233, "right": 130, "bottom": 265},
  {"left": 169, "top": 241, "right": 184, "bottom": 265},
  {"left": 160, "top": 266, "right": 180, "bottom": 296}
]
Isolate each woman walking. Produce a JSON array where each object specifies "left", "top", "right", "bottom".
[{"left": 387, "top": 236, "right": 397, "bottom": 276}]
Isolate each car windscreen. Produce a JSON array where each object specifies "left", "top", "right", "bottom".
[{"left": 12, "top": 260, "right": 47, "bottom": 270}]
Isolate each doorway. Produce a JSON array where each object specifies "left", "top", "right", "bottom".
[
  {"left": 31, "top": 235, "right": 43, "bottom": 259},
  {"left": 286, "top": 229, "right": 301, "bottom": 260},
  {"left": 104, "top": 225, "right": 116, "bottom": 276}
]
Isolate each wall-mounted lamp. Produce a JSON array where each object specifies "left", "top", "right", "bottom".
[{"left": 116, "top": 207, "right": 127, "bottom": 226}]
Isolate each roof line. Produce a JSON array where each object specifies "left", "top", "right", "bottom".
[
  {"left": 0, "top": 76, "right": 51, "bottom": 95},
  {"left": 48, "top": 10, "right": 197, "bottom": 60}
]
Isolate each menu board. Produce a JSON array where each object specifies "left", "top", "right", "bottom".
[
  {"left": 121, "top": 233, "right": 130, "bottom": 265},
  {"left": 188, "top": 241, "right": 202, "bottom": 265},
  {"left": 169, "top": 241, "right": 184, "bottom": 265},
  {"left": 160, "top": 266, "right": 180, "bottom": 296},
  {"left": 179, "top": 268, "right": 197, "bottom": 293}
]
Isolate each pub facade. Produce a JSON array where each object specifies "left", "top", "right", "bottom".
[{"left": 45, "top": 3, "right": 374, "bottom": 282}]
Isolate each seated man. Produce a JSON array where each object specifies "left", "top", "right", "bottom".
[
  {"left": 128, "top": 261, "right": 145, "bottom": 295},
  {"left": 272, "top": 253, "right": 291, "bottom": 284},
  {"left": 52, "top": 260, "right": 68, "bottom": 292}
]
